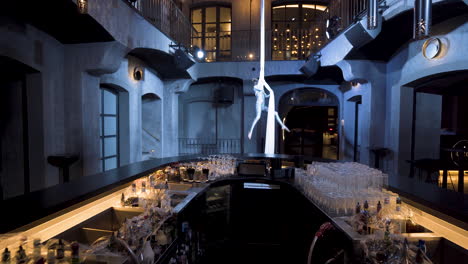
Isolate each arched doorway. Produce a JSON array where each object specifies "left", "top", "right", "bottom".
[{"left": 279, "top": 88, "right": 339, "bottom": 159}]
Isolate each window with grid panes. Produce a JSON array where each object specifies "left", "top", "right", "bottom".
[
  {"left": 272, "top": 3, "right": 327, "bottom": 60},
  {"left": 100, "top": 88, "right": 119, "bottom": 171},
  {"left": 191, "top": 5, "right": 231, "bottom": 62}
]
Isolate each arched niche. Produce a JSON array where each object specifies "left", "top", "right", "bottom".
[
  {"left": 178, "top": 77, "right": 243, "bottom": 155},
  {"left": 141, "top": 93, "right": 162, "bottom": 159}
]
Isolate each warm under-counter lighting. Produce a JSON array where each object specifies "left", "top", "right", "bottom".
[
  {"left": 403, "top": 202, "right": 468, "bottom": 250},
  {"left": 0, "top": 184, "right": 130, "bottom": 250}
]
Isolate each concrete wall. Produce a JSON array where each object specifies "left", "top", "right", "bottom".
[
  {"left": 386, "top": 15, "right": 468, "bottom": 182},
  {"left": 0, "top": 22, "right": 66, "bottom": 195},
  {"left": 179, "top": 81, "right": 242, "bottom": 139},
  {"left": 0, "top": 11, "right": 181, "bottom": 198}
]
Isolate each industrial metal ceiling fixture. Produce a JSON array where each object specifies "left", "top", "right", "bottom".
[
  {"left": 414, "top": 0, "right": 432, "bottom": 39},
  {"left": 367, "top": 0, "right": 378, "bottom": 30}
]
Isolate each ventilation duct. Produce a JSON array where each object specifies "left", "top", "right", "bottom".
[
  {"left": 367, "top": 0, "right": 378, "bottom": 30},
  {"left": 414, "top": 0, "right": 432, "bottom": 39}
]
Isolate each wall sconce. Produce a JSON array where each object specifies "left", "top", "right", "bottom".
[
  {"left": 77, "top": 0, "right": 88, "bottom": 14},
  {"left": 422, "top": 37, "right": 441, "bottom": 59},
  {"left": 133, "top": 67, "right": 144, "bottom": 81},
  {"left": 351, "top": 81, "right": 360, "bottom": 88}
]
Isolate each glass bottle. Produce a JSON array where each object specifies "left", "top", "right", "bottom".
[
  {"left": 2, "top": 248, "right": 11, "bottom": 264},
  {"left": 30, "top": 239, "right": 44, "bottom": 264},
  {"left": 46, "top": 245, "right": 55, "bottom": 264},
  {"left": 55, "top": 240, "right": 66, "bottom": 264},
  {"left": 15, "top": 246, "right": 27, "bottom": 264},
  {"left": 70, "top": 242, "right": 79, "bottom": 264}
]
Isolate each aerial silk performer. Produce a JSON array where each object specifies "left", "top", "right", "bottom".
[{"left": 247, "top": 0, "right": 289, "bottom": 154}]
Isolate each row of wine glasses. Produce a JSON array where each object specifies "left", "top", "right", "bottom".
[{"left": 296, "top": 162, "right": 390, "bottom": 216}]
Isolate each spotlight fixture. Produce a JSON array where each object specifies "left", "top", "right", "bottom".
[
  {"left": 170, "top": 43, "right": 206, "bottom": 69},
  {"left": 248, "top": 53, "right": 254, "bottom": 59},
  {"left": 133, "top": 67, "right": 143, "bottom": 81},
  {"left": 192, "top": 46, "right": 205, "bottom": 61},
  {"left": 77, "top": 0, "right": 88, "bottom": 14}
]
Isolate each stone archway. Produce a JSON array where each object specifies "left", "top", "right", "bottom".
[{"left": 278, "top": 88, "right": 340, "bottom": 159}]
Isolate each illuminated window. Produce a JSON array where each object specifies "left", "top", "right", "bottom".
[
  {"left": 191, "top": 5, "right": 231, "bottom": 62},
  {"left": 100, "top": 87, "right": 119, "bottom": 171},
  {"left": 272, "top": 3, "right": 327, "bottom": 60}
]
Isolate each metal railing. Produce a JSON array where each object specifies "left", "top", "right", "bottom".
[
  {"left": 193, "top": 29, "right": 327, "bottom": 62},
  {"left": 124, "top": 0, "right": 194, "bottom": 48},
  {"left": 179, "top": 138, "right": 241, "bottom": 155},
  {"left": 123, "top": 0, "right": 379, "bottom": 61}
]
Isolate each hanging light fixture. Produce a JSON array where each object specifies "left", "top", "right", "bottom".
[
  {"left": 77, "top": 0, "right": 88, "bottom": 14},
  {"left": 414, "top": 0, "right": 432, "bottom": 39},
  {"left": 367, "top": 0, "right": 378, "bottom": 30}
]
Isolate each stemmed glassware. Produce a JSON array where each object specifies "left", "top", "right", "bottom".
[{"left": 296, "top": 162, "right": 390, "bottom": 216}]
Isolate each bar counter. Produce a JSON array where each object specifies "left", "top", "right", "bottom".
[{"left": 0, "top": 154, "right": 467, "bottom": 263}]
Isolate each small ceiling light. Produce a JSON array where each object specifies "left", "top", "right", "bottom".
[
  {"left": 249, "top": 53, "right": 254, "bottom": 59},
  {"left": 77, "top": 0, "right": 88, "bottom": 14}
]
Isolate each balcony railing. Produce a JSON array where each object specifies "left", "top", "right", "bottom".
[
  {"left": 192, "top": 29, "right": 327, "bottom": 62},
  {"left": 124, "top": 0, "right": 194, "bottom": 48},
  {"left": 179, "top": 138, "right": 241, "bottom": 155},
  {"left": 190, "top": 0, "right": 375, "bottom": 62},
  {"left": 123, "top": 0, "right": 381, "bottom": 61}
]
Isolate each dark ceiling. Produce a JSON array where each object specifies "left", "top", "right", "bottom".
[
  {"left": 267, "top": 65, "right": 344, "bottom": 84},
  {"left": 406, "top": 70, "right": 468, "bottom": 96},
  {"left": 345, "top": 1, "right": 468, "bottom": 61},
  {"left": 0, "top": 0, "right": 114, "bottom": 44},
  {"left": 0, "top": 56, "right": 38, "bottom": 81}
]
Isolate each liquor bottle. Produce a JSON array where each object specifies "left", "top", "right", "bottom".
[
  {"left": 355, "top": 202, "right": 361, "bottom": 214},
  {"left": 131, "top": 183, "right": 137, "bottom": 194},
  {"left": 15, "top": 246, "right": 27, "bottom": 264},
  {"left": 2, "top": 248, "right": 11, "bottom": 264},
  {"left": 70, "top": 242, "right": 79, "bottom": 264},
  {"left": 55, "top": 240, "right": 66, "bottom": 264},
  {"left": 377, "top": 201, "right": 382, "bottom": 214},
  {"left": 394, "top": 197, "right": 406, "bottom": 234},
  {"left": 46, "top": 245, "right": 55, "bottom": 264},
  {"left": 401, "top": 238, "right": 410, "bottom": 264},
  {"left": 418, "top": 240, "right": 427, "bottom": 254},
  {"left": 362, "top": 201, "right": 370, "bottom": 234},
  {"left": 384, "top": 219, "right": 391, "bottom": 241},
  {"left": 120, "top": 193, "right": 125, "bottom": 207},
  {"left": 149, "top": 174, "right": 156, "bottom": 188},
  {"left": 30, "top": 239, "right": 44, "bottom": 264}
]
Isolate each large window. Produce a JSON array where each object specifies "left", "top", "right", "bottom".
[
  {"left": 272, "top": 3, "right": 327, "bottom": 60},
  {"left": 100, "top": 88, "right": 119, "bottom": 171},
  {"left": 191, "top": 5, "right": 231, "bottom": 62}
]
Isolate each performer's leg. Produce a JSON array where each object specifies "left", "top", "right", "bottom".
[
  {"left": 274, "top": 111, "right": 290, "bottom": 132},
  {"left": 248, "top": 104, "right": 263, "bottom": 139}
]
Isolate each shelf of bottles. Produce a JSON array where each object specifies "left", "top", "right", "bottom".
[
  {"left": 295, "top": 162, "right": 436, "bottom": 264},
  {"left": 0, "top": 155, "right": 238, "bottom": 264}
]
